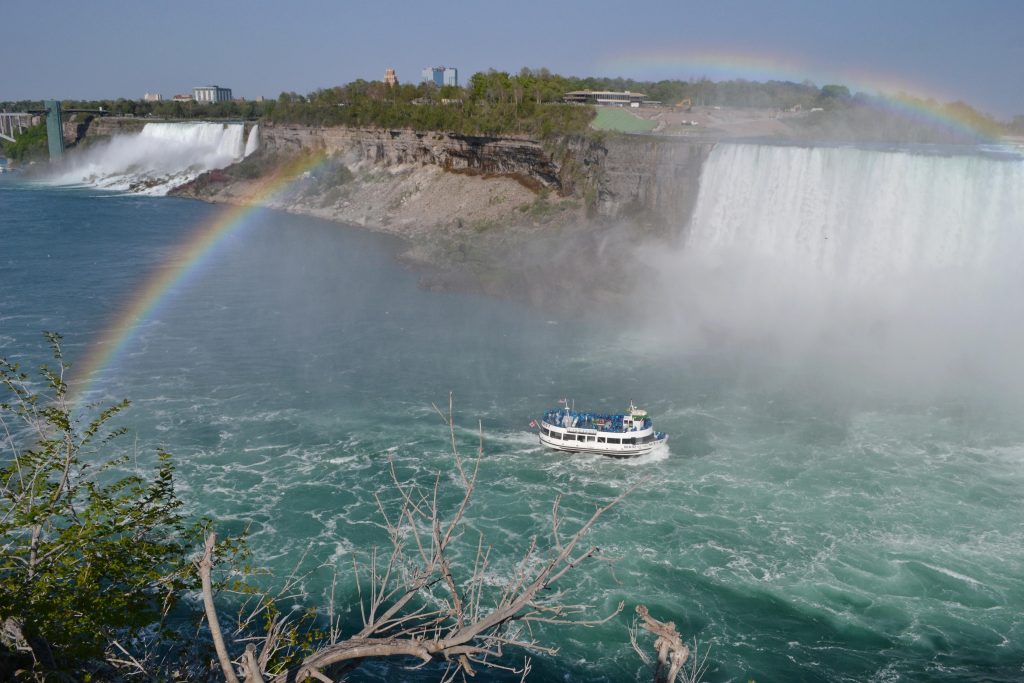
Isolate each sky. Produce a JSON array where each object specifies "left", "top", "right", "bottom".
[{"left": 3, "top": 0, "right": 1023, "bottom": 119}]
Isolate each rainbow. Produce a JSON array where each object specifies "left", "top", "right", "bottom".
[
  {"left": 71, "top": 150, "right": 330, "bottom": 408},
  {"left": 598, "top": 49, "right": 999, "bottom": 141}
]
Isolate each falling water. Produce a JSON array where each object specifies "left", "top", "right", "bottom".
[
  {"left": 244, "top": 124, "right": 260, "bottom": 158},
  {"left": 685, "top": 144, "right": 1024, "bottom": 282},
  {"left": 46, "top": 122, "right": 246, "bottom": 195},
  {"left": 645, "top": 143, "right": 1024, "bottom": 399}
]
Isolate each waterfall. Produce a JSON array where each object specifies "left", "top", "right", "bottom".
[
  {"left": 48, "top": 122, "right": 247, "bottom": 196},
  {"left": 645, "top": 143, "right": 1024, "bottom": 394},
  {"left": 685, "top": 144, "right": 1024, "bottom": 284},
  {"left": 244, "top": 124, "right": 260, "bottom": 157}
]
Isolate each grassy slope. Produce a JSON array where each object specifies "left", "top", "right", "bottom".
[{"left": 591, "top": 107, "right": 657, "bottom": 133}]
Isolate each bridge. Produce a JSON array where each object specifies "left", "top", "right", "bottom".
[
  {"left": 0, "top": 111, "right": 33, "bottom": 143},
  {"left": 1, "top": 101, "right": 107, "bottom": 159}
]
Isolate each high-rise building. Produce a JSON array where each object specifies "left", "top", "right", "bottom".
[
  {"left": 192, "top": 85, "right": 233, "bottom": 103},
  {"left": 421, "top": 66, "right": 458, "bottom": 88},
  {"left": 142, "top": 92, "right": 163, "bottom": 102},
  {"left": 384, "top": 68, "right": 398, "bottom": 87}
]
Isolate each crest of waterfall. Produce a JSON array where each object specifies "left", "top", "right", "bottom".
[
  {"left": 244, "top": 124, "right": 260, "bottom": 157},
  {"left": 47, "top": 122, "right": 247, "bottom": 195}
]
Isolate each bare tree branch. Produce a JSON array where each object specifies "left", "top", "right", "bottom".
[
  {"left": 198, "top": 397, "right": 636, "bottom": 683},
  {"left": 632, "top": 605, "right": 691, "bottom": 683},
  {"left": 196, "top": 532, "right": 241, "bottom": 683}
]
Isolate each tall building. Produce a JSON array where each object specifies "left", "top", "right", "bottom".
[
  {"left": 421, "top": 66, "right": 458, "bottom": 88},
  {"left": 384, "top": 68, "right": 398, "bottom": 87},
  {"left": 142, "top": 92, "right": 163, "bottom": 102},
  {"left": 192, "top": 85, "right": 233, "bottom": 103}
]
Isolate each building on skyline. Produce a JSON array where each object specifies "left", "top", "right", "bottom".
[
  {"left": 421, "top": 66, "right": 457, "bottom": 88},
  {"left": 192, "top": 85, "right": 233, "bottom": 103},
  {"left": 171, "top": 94, "right": 193, "bottom": 102},
  {"left": 563, "top": 90, "right": 648, "bottom": 107},
  {"left": 142, "top": 92, "right": 163, "bottom": 102},
  {"left": 384, "top": 67, "right": 398, "bottom": 87}
]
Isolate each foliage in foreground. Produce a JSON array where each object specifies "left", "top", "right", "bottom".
[{"left": 0, "top": 333, "right": 200, "bottom": 677}]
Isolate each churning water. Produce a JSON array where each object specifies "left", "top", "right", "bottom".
[{"left": 2, "top": 140, "right": 1024, "bottom": 681}]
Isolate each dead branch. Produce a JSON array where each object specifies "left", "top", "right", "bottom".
[
  {"left": 632, "top": 605, "right": 690, "bottom": 683},
  {"left": 196, "top": 397, "right": 636, "bottom": 683},
  {"left": 196, "top": 532, "right": 241, "bottom": 683}
]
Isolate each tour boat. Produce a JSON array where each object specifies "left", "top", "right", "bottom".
[{"left": 536, "top": 401, "right": 667, "bottom": 458}]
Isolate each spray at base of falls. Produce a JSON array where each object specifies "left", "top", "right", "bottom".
[
  {"left": 645, "top": 143, "right": 1024, "bottom": 400},
  {"left": 47, "top": 122, "right": 257, "bottom": 196}
]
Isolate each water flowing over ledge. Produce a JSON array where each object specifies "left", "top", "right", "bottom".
[{"left": 45, "top": 122, "right": 257, "bottom": 196}]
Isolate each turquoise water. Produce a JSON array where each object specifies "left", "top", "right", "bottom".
[{"left": 2, "top": 180, "right": 1023, "bottom": 681}]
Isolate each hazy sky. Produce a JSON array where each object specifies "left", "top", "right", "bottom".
[{"left": 4, "top": 0, "right": 1023, "bottom": 118}]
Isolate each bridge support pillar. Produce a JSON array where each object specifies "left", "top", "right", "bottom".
[{"left": 44, "top": 100, "right": 64, "bottom": 160}]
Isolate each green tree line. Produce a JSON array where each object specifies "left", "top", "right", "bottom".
[{"left": 2, "top": 68, "right": 1014, "bottom": 145}]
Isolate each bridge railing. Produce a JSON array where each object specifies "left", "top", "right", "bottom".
[{"left": 0, "top": 112, "right": 33, "bottom": 143}]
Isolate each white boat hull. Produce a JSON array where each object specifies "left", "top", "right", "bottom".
[{"left": 538, "top": 420, "right": 665, "bottom": 459}]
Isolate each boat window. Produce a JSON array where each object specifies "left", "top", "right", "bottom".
[
  {"left": 597, "top": 436, "right": 605, "bottom": 443},
  {"left": 609, "top": 437, "right": 620, "bottom": 444}
]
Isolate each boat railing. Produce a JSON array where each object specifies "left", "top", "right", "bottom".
[{"left": 541, "top": 409, "right": 653, "bottom": 433}]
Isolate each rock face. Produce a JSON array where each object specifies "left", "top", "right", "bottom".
[
  {"left": 63, "top": 116, "right": 146, "bottom": 146},
  {"left": 71, "top": 118, "right": 717, "bottom": 232},
  {"left": 591, "top": 136, "right": 715, "bottom": 232},
  {"left": 259, "top": 125, "right": 564, "bottom": 191},
  {"left": 254, "top": 124, "right": 714, "bottom": 232}
]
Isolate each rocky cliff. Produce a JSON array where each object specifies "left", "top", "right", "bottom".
[
  {"left": 258, "top": 125, "right": 565, "bottom": 191},
  {"left": 591, "top": 136, "right": 715, "bottom": 231},
  {"left": 246, "top": 124, "right": 715, "bottom": 232}
]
